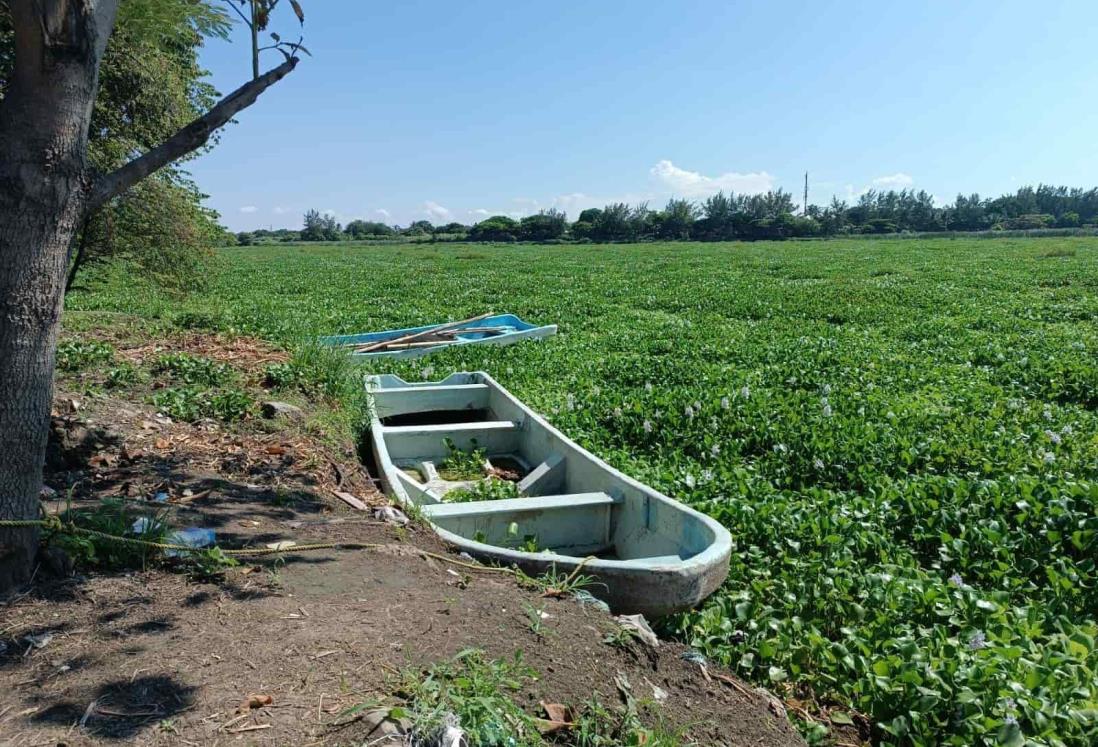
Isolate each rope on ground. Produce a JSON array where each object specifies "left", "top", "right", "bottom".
[{"left": 0, "top": 518, "right": 521, "bottom": 573}]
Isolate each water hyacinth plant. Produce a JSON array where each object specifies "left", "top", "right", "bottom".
[{"left": 69, "top": 237, "right": 1098, "bottom": 745}]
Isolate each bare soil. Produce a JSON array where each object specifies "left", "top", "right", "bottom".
[{"left": 0, "top": 330, "right": 806, "bottom": 746}]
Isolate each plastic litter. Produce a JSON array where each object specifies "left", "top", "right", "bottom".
[
  {"left": 415, "top": 712, "right": 465, "bottom": 747},
  {"left": 373, "top": 505, "right": 409, "bottom": 526},
  {"left": 153, "top": 491, "right": 170, "bottom": 503},
  {"left": 680, "top": 649, "right": 708, "bottom": 666},
  {"left": 614, "top": 613, "right": 660, "bottom": 648},
  {"left": 573, "top": 590, "right": 610, "bottom": 613},
  {"left": 165, "top": 527, "right": 216, "bottom": 557},
  {"left": 131, "top": 516, "right": 155, "bottom": 534},
  {"left": 23, "top": 632, "right": 54, "bottom": 650}
]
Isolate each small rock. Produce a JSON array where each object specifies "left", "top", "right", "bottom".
[
  {"left": 39, "top": 486, "right": 57, "bottom": 501},
  {"left": 261, "top": 401, "right": 304, "bottom": 420}
]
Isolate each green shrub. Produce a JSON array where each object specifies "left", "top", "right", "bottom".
[
  {"left": 153, "top": 386, "right": 253, "bottom": 422},
  {"left": 152, "top": 352, "right": 235, "bottom": 386},
  {"left": 262, "top": 361, "right": 299, "bottom": 389},
  {"left": 105, "top": 362, "right": 141, "bottom": 388},
  {"left": 56, "top": 339, "right": 114, "bottom": 371}
]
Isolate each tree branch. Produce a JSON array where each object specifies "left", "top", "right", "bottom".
[{"left": 88, "top": 56, "right": 298, "bottom": 211}]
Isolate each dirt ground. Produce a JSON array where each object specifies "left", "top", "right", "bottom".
[{"left": 0, "top": 331, "right": 807, "bottom": 746}]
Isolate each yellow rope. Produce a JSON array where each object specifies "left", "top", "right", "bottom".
[{"left": 0, "top": 518, "right": 514, "bottom": 571}]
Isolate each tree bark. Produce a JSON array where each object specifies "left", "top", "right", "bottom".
[
  {"left": 0, "top": 0, "right": 119, "bottom": 592},
  {"left": 0, "top": 0, "right": 297, "bottom": 593}
]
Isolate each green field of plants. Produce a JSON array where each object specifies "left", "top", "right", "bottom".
[{"left": 69, "top": 238, "right": 1098, "bottom": 746}]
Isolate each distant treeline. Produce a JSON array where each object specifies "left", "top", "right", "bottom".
[{"left": 233, "top": 185, "right": 1098, "bottom": 245}]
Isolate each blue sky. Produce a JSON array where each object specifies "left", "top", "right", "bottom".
[{"left": 189, "top": 0, "right": 1098, "bottom": 231}]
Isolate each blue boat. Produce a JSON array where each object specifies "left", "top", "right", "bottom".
[{"left": 321, "top": 313, "right": 557, "bottom": 360}]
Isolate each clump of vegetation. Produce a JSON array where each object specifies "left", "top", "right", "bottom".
[
  {"left": 438, "top": 438, "right": 488, "bottom": 481},
  {"left": 153, "top": 386, "right": 254, "bottom": 422},
  {"left": 47, "top": 496, "right": 238, "bottom": 579},
  {"left": 105, "top": 361, "right": 142, "bottom": 388},
  {"left": 371, "top": 649, "right": 681, "bottom": 746},
  {"left": 446, "top": 477, "right": 520, "bottom": 503},
  {"left": 262, "top": 361, "right": 300, "bottom": 389},
  {"left": 56, "top": 339, "right": 114, "bottom": 371},
  {"left": 571, "top": 698, "right": 686, "bottom": 747},
  {"left": 51, "top": 498, "right": 171, "bottom": 570},
  {"left": 152, "top": 352, "right": 235, "bottom": 386},
  {"left": 283, "top": 341, "right": 361, "bottom": 402},
  {"left": 173, "top": 310, "right": 227, "bottom": 331},
  {"left": 516, "top": 565, "right": 597, "bottom": 598},
  {"left": 395, "top": 649, "right": 543, "bottom": 747}
]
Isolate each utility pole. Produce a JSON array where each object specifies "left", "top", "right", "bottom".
[{"left": 803, "top": 172, "right": 809, "bottom": 215}]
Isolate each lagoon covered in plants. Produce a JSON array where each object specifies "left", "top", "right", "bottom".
[{"left": 70, "top": 237, "right": 1098, "bottom": 745}]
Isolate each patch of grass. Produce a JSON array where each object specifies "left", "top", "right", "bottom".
[
  {"left": 377, "top": 649, "right": 686, "bottom": 746},
  {"left": 571, "top": 698, "right": 688, "bottom": 747},
  {"left": 516, "top": 565, "right": 597, "bottom": 598},
  {"left": 396, "top": 648, "right": 543, "bottom": 747},
  {"left": 152, "top": 352, "right": 236, "bottom": 386},
  {"left": 284, "top": 339, "right": 361, "bottom": 402},
  {"left": 1040, "top": 247, "right": 1077, "bottom": 258},
  {"left": 56, "top": 339, "right": 114, "bottom": 371}
]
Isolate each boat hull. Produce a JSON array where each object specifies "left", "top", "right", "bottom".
[
  {"left": 366, "top": 372, "right": 732, "bottom": 617},
  {"left": 321, "top": 314, "right": 557, "bottom": 360}
]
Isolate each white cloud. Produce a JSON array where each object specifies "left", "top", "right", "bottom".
[
  {"left": 469, "top": 208, "right": 491, "bottom": 217},
  {"left": 375, "top": 208, "right": 391, "bottom": 219},
  {"left": 422, "top": 201, "right": 453, "bottom": 221},
  {"left": 239, "top": 205, "right": 258, "bottom": 213},
  {"left": 650, "top": 160, "right": 774, "bottom": 197},
  {"left": 272, "top": 206, "right": 286, "bottom": 215},
  {"left": 871, "top": 172, "right": 914, "bottom": 188}
]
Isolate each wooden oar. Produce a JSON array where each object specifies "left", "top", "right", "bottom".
[{"left": 354, "top": 312, "right": 494, "bottom": 353}]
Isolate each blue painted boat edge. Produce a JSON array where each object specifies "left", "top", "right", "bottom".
[
  {"left": 319, "top": 313, "right": 536, "bottom": 346},
  {"left": 349, "top": 324, "right": 557, "bottom": 360}
]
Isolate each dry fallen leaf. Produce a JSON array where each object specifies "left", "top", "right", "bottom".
[{"left": 537, "top": 701, "right": 573, "bottom": 734}]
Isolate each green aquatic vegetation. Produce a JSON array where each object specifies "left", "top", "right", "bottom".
[
  {"left": 438, "top": 437, "right": 488, "bottom": 481},
  {"left": 69, "top": 237, "right": 1098, "bottom": 745},
  {"left": 446, "top": 477, "right": 520, "bottom": 503}
]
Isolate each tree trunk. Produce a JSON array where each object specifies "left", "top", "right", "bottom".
[
  {"left": 0, "top": 0, "right": 295, "bottom": 593},
  {"left": 0, "top": 0, "right": 118, "bottom": 592}
]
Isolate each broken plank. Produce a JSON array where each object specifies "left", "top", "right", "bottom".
[{"left": 332, "top": 491, "right": 368, "bottom": 510}]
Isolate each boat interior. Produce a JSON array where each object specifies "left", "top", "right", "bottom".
[{"left": 369, "top": 374, "right": 719, "bottom": 565}]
